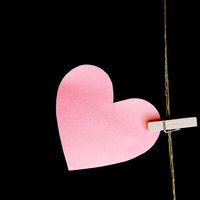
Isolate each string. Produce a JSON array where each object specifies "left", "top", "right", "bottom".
[{"left": 164, "top": 0, "right": 176, "bottom": 199}]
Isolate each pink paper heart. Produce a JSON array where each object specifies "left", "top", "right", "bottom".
[{"left": 56, "top": 65, "right": 160, "bottom": 170}]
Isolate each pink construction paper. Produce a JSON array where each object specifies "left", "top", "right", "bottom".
[{"left": 56, "top": 65, "right": 160, "bottom": 170}]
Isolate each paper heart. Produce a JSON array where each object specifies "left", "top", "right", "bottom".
[{"left": 56, "top": 65, "right": 160, "bottom": 170}]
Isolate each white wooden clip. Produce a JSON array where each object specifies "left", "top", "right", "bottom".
[{"left": 147, "top": 117, "right": 197, "bottom": 132}]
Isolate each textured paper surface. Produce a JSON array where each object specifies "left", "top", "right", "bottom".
[{"left": 56, "top": 65, "right": 160, "bottom": 170}]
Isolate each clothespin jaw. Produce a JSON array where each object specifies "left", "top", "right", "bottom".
[{"left": 147, "top": 117, "right": 197, "bottom": 132}]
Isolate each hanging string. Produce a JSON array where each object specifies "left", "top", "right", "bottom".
[{"left": 164, "top": 0, "right": 176, "bottom": 199}]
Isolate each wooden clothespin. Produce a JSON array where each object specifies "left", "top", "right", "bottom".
[{"left": 148, "top": 117, "right": 197, "bottom": 132}]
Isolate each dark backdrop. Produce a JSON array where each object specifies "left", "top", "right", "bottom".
[{"left": 13, "top": 0, "right": 199, "bottom": 199}]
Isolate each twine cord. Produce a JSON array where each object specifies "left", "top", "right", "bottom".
[{"left": 164, "top": 0, "right": 176, "bottom": 199}]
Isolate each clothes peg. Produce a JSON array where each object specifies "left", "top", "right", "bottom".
[{"left": 147, "top": 117, "right": 197, "bottom": 132}]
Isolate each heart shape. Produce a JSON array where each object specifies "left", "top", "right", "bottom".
[{"left": 56, "top": 65, "right": 160, "bottom": 170}]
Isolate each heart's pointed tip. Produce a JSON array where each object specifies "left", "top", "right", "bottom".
[
  {"left": 67, "top": 165, "right": 91, "bottom": 171},
  {"left": 67, "top": 164, "right": 79, "bottom": 171},
  {"left": 67, "top": 167, "right": 77, "bottom": 171},
  {"left": 67, "top": 162, "right": 92, "bottom": 171}
]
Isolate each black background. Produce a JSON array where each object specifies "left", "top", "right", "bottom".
[{"left": 11, "top": 0, "right": 199, "bottom": 199}]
